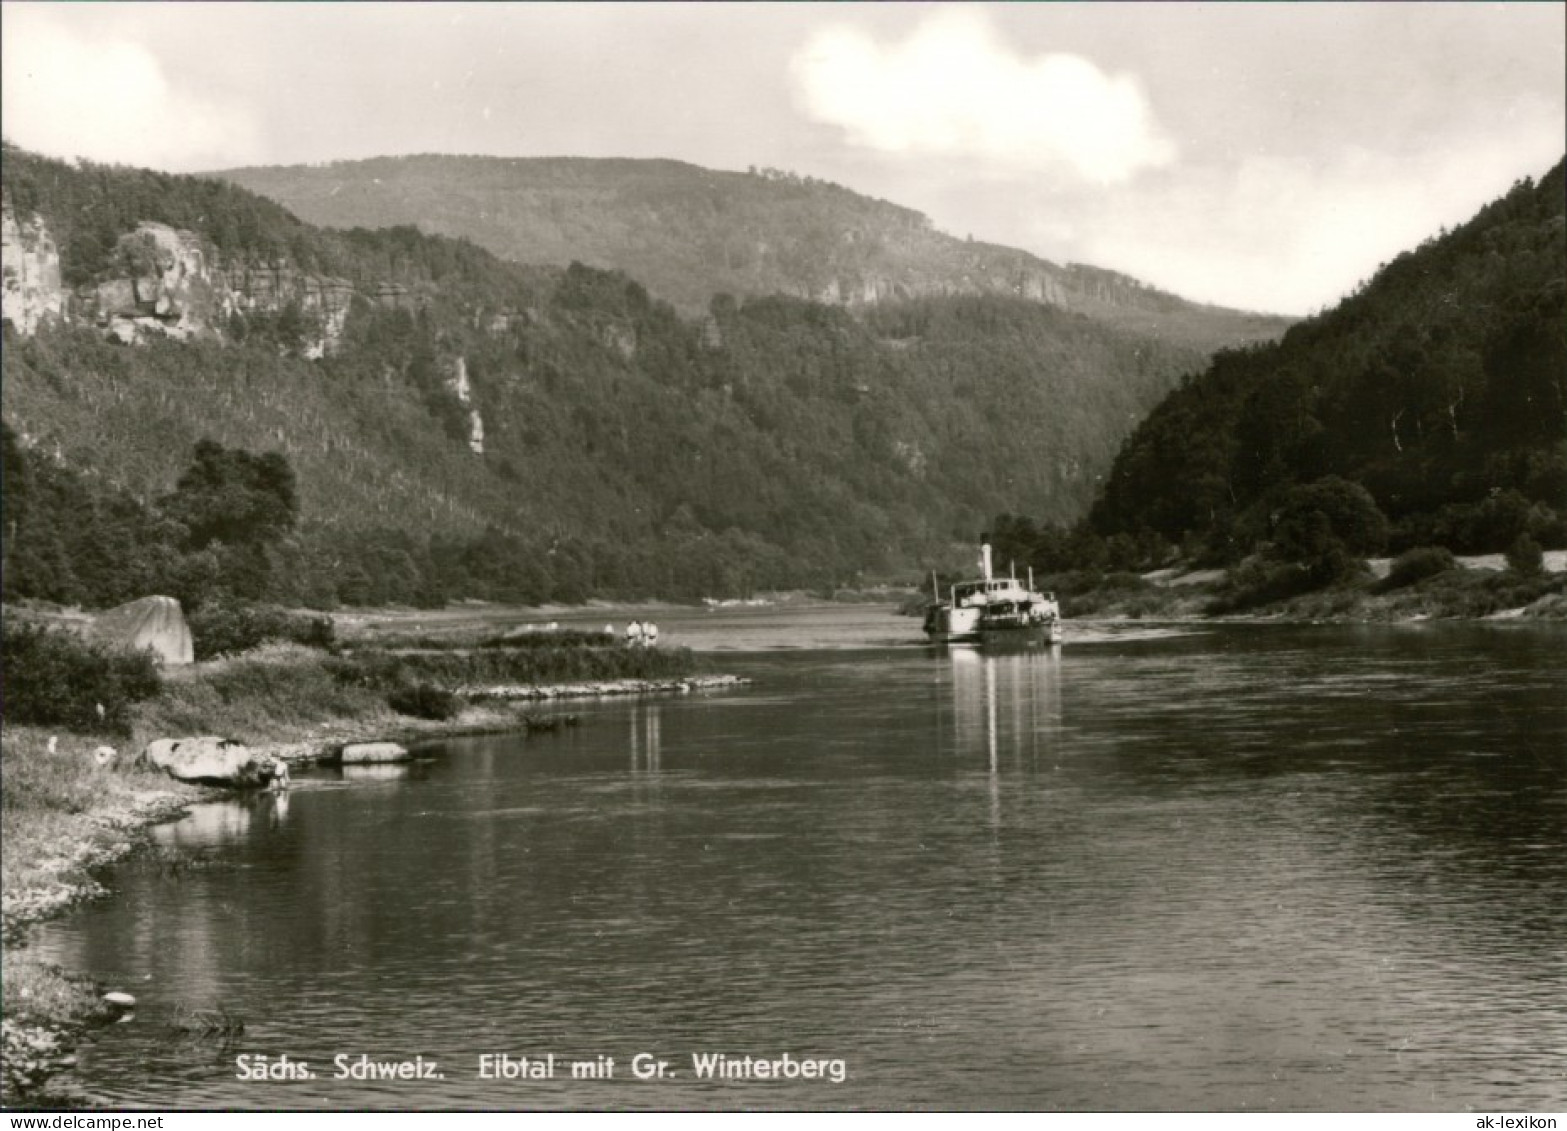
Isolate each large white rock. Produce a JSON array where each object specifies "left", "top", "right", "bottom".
[
  {"left": 339, "top": 741, "right": 410, "bottom": 765},
  {"left": 141, "top": 736, "right": 282, "bottom": 788},
  {"left": 90, "top": 595, "right": 194, "bottom": 665}
]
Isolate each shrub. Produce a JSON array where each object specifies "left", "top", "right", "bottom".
[
  {"left": 477, "top": 628, "right": 619, "bottom": 650},
  {"left": 1416, "top": 491, "right": 1545, "bottom": 554},
  {"left": 188, "top": 602, "right": 335, "bottom": 660},
  {"left": 1052, "top": 571, "right": 1170, "bottom": 617},
  {"left": 386, "top": 683, "right": 460, "bottom": 721},
  {"left": 136, "top": 643, "right": 377, "bottom": 739},
  {"left": 1207, "top": 557, "right": 1315, "bottom": 614},
  {"left": 0, "top": 622, "right": 161, "bottom": 735},
  {"left": 1273, "top": 477, "right": 1389, "bottom": 559},
  {"left": 325, "top": 643, "right": 698, "bottom": 692},
  {"left": 1306, "top": 540, "right": 1367, "bottom": 588},
  {"left": 1506, "top": 533, "right": 1545, "bottom": 577},
  {"left": 1383, "top": 545, "right": 1458, "bottom": 590}
]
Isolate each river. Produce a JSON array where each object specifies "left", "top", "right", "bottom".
[{"left": 32, "top": 608, "right": 1567, "bottom": 1111}]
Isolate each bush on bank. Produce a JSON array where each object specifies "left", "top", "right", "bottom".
[
  {"left": 1506, "top": 534, "right": 1545, "bottom": 578},
  {"left": 386, "top": 682, "right": 461, "bottom": 721},
  {"left": 1382, "top": 546, "right": 1458, "bottom": 591},
  {"left": 345, "top": 626, "right": 622, "bottom": 652},
  {"left": 136, "top": 642, "right": 386, "bottom": 741},
  {"left": 188, "top": 601, "right": 336, "bottom": 660},
  {"left": 0, "top": 622, "right": 161, "bottom": 735},
  {"left": 327, "top": 642, "right": 699, "bottom": 691}
]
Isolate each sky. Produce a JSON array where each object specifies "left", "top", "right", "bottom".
[{"left": 2, "top": 2, "right": 1562, "bottom": 315}]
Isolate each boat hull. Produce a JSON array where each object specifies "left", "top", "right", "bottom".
[
  {"left": 923, "top": 608, "right": 1062, "bottom": 647},
  {"left": 929, "top": 623, "right": 1062, "bottom": 647},
  {"left": 923, "top": 603, "right": 982, "bottom": 642}
]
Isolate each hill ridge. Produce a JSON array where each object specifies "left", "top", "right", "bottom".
[{"left": 215, "top": 153, "right": 1291, "bottom": 350}]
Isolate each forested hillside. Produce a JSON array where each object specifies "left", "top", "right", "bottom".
[
  {"left": 2, "top": 145, "right": 1227, "bottom": 609},
  {"left": 217, "top": 155, "right": 1291, "bottom": 350},
  {"left": 1082, "top": 159, "right": 1565, "bottom": 564}
]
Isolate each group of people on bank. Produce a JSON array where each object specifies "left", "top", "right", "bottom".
[{"left": 621, "top": 620, "right": 659, "bottom": 647}]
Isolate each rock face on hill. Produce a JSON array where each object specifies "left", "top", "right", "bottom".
[
  {"left": 1, "top": 200, "right": 410, "bottom": 355},
  {"left": 1, "top": 201, "right": 64, "bottom": 335},
  {"left": 2, "top": 188, "right": 489, "bottom": 452}
]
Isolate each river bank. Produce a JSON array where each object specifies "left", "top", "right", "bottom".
[
  {"left": 0, "top": 632, "right": 743, "bottom": 1107},
  {"left": 0, "top": 727, "right": 200, "bottom": 1105},
  {"left": 1047, "top": 554, "right": 1567, "bottom": 623}
]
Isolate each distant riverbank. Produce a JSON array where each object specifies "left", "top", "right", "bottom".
[{"left": 1051, "top": 553, "right": 1567, "bottom": 623}]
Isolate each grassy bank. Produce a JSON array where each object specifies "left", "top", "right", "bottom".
[
  {"left": 128, "top": 635, "right": 705, "bottom": 751},
  {"left": 1, "top": 726, "right": 201, "bottom": 1106},
  {"left": 0, "top": 622, "right": 711, "bottom": 1106}
]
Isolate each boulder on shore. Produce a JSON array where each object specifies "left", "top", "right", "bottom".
[
  {"left": 338, "top": 741, "right": 410, "bottom": 765},
  {"left": 89, "top": 595, "right": 193, "bottom": 665},
  {"left": 140, "top": 736, "right": 283, "bottom": 788}
]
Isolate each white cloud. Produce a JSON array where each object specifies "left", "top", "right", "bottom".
[
  {"left": 791, "top": 9, "right": 1174, "bottom": 184},
  {"left": 1069, "top": 128, "right": 1565, "bottom": 315},
  {"left": 0, "top": 7, "right": 262, "bottom": 171}
]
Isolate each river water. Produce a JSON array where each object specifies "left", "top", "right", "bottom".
[{"left": 32, "top": 609, "right": 1567, "bottom": 1111}]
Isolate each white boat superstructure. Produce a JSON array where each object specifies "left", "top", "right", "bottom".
[{"left": 922, "top": 538, "right": 1062, "bottom": 645}]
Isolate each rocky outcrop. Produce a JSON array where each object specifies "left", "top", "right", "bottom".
[
  {"left": 368, "top": 282, "right": 415, "bottom": 310},
  {"left": 140, "top": 736, "right": 286, "bottom": 788},
  {"left": 482, "top": 309, "right": 525, "bottom": 335},
  {"left": 87, "top": 223, "right": 362, "bottom": 355},
  {"left": 598, "top": 321, "right": 637, "bottom": 361},
  {"left": 336, "top": 741, "right": 411, "bottom": 765},
  {"left": 88, "top": 595, "right": 193, "bottom": 666},
  {"left": 448, "top": 357, "right": 485, "bottom": 454},
  {"left": 788, "top": 261, "right": 1084, "bottom": 313},
  {"left": 0, "top": 203, "right": 65, "bottom": 335},
  {"left": 464, "top": 674, "right": 751, "bottom": 700},
  {"left": 93, "top": 223, "right": 222, "bottom": 343},
  {"left": 224, "top": 259, "right": 357, "bottom": 358},
  {"left": 1, "top": 190, "right": 418, "bottom": 354}
]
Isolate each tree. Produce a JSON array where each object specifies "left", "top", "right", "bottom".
[
  {"left": 1, "top": 421, "right": 29, "bottom": 582},
  {"left": 1506, "top": 533, "right": 1545, "bottom": 577},
  {"left": 1272, "top": 476, "right": 1389, "bottom": 560},
  {"left": 162, "top": 440, "right": 299, "bottom": 551}
]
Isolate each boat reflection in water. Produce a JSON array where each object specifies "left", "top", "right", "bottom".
[
  {"left": 945, "top": 644, "right": 1064, "bottom": 827},
  {"left": 629, "top": 700, "right": 662, "bottom": 773}
]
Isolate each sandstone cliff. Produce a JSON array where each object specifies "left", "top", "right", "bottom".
[
  {"left": 448, "top": 356, "right": 485, "bottom": 454},
  {"left": 0, "top": 197, "right": 411, "bottom": 357},
  {"left": 1, "top": 201, "right": 64, "bottom": 335},
  {"left": 1, "top": 194, "right": 486, "bottom": 455}
]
